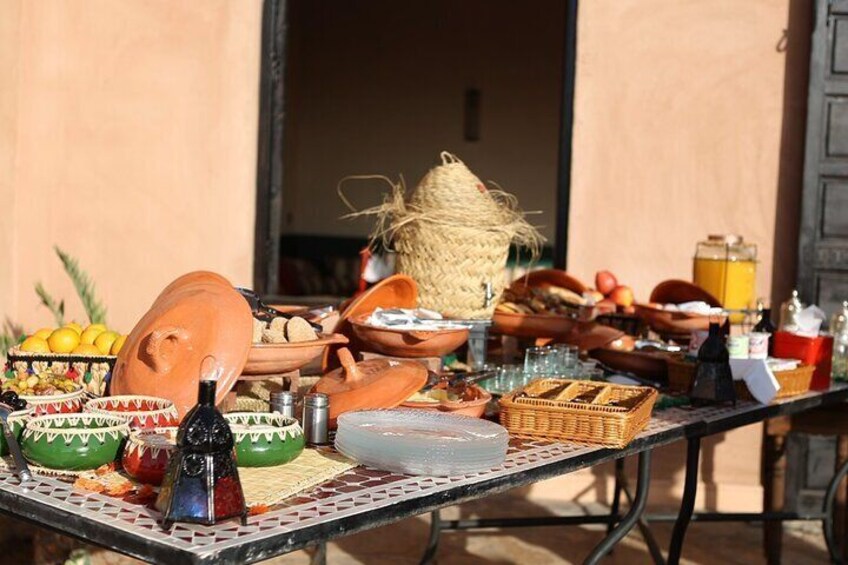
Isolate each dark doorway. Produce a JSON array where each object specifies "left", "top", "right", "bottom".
[{"left": 254, "top": 0, "right": 579, "bottom": 298}]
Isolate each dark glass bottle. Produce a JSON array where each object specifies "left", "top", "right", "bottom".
[
  {"left": 690, "top": 322, "right": 736, "bottom": 405},
  {"left": 157, "top": 379, "right": 246, "bottom": 527}
]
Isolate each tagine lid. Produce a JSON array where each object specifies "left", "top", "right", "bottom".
[
  {"left": 110, "top": 271, "right": 253, "bottom": 418},
  {"left": 312, "top": 347, "right": 428, "bottom": 422}
]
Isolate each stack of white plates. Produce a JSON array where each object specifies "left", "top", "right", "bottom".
[{"left": 335, "top": 409, "right": 509, "bottom": 476}]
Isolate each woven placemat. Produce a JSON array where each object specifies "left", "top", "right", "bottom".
[
  {"left": 0, "top": 449, "right": 356, "bottom": 508},
  {"left": 239, "top": 449, "right": 355, "bottom": 506}
]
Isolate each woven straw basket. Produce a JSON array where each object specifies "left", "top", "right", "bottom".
[{"left": 340, "top": 153, "right": 542, "bottom": 319}]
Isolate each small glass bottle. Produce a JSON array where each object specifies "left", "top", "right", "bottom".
[
  {"left": 779, "top": 290, "right": 804, "bottom": 332},
  {"left": 831, "top": 301, "right": 848, "bottom": 381}
]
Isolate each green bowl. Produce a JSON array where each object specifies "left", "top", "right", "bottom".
[
  {"left": 21, "top": 413, "right": 129, "bottom": 471},
  {"left": 0, "top": 409, "right": 34, "bottom": 456},
  {"left": 225, "top": 412, "right": 305, "bottom": 467}
]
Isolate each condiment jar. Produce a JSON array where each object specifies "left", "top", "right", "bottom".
[{"left": 692, "top": 234, "right": 757, "bottom": 324}]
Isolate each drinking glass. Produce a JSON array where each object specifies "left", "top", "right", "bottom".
[{"left": 524, "top": 347, "right": 553, "bottom": 376}]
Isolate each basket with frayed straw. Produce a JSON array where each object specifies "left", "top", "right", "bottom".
[{"left": 340, "top": 152, "right": 543, "bottom": 319}]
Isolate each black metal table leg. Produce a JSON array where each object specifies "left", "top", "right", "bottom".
[
  {"left": 584, "top": 450, "right": 652, "bottom": 565},
  {"left": 607, "top": 458, "right": 625, "bottom": 536},
  {"left": 420, "top": 509, "right": 442, "bottom": 565},
  {"left": 824, "top": 456, "right": 848, "bottom": 564},
  {"left": 667, "top": 437, "right": 701, "bottom": 565}
]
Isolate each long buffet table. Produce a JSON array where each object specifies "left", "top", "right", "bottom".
[{"left": 0, "top": 384, "right": 845, "bottom": 564}]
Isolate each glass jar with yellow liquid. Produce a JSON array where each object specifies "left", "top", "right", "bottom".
[{"left": 693, "top": 235, "right": 757, "bottom": 324}]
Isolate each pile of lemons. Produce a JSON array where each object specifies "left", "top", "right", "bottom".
[{"left": 18, "top": 323, "right": 128, "bottom": 356}]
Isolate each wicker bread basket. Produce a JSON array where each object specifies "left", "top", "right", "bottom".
[
  {"left": 666, "top": 355, "right": 815, "bottom": 400},
  {"left": 499, "top": 379, "right": 657, "bottom": 448}
]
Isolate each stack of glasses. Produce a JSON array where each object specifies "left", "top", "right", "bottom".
[{"left": 480, "top": 345, "right": 606, "bottom": 396}]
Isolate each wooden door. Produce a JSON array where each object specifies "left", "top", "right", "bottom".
[{"left": 799, "top": 0, "right": 848, "bottom": 311}]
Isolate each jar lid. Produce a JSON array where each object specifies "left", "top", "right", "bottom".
[{"left": 707, "top": 234, "right": 744, "bottom": 245}]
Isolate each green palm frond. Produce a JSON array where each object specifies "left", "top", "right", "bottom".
[{"left": 54, "top": 246, "right": 107, "bottom": 325}]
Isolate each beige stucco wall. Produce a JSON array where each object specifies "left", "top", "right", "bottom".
[
  {"left": 0, "top": 0, "right": 261, "bottom": 332},
  {"left": 568, "top": 0, "right": 809, "bottom": 309}
]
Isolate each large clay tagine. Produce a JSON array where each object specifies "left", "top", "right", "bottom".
[
  {"left": 110, "top": 271, "right": 253, "bottom": 418},
  {"left": 311, "top": 347, "right": 428, "bottom": 425}
]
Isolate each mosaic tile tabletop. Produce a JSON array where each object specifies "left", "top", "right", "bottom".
[{"left": 0, "top": 387, "right": 844, "bottom": 564}]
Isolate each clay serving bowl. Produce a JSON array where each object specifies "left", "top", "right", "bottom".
[
  {"left": 20, "top": 384, "right": 86, "bottom": 416},
  {"left": 121, "top": 427, "right": 177, "bottom": 485},
  {"left": 225, "top": 412, "right": 305, "bottom": 467},
  {"left": 348, "top": 314, "right": 469, "bottom": 358},
  {"left": 0, "top": 408, "right": 33, "bottom": 457},
  {"left": 84, "top": 395, "right": 179, "bottom": 429},
  {"left": 492, "top": 310, "right": 579, "bottom": 339},
  {"left": 243, "top": 333, "right": 349, "bottom": 376},
  {"left": 22, "top": 413, "right": 129, "bottom": 471},
  {"left": 634, "top": 303, "right": 726, "bottom": 337},
  {"left": 400, "top": 383, "right": 491, "bottom": 418},
  {"left": 649, "top": 279, "right": 722, "bottom": 307},
  {"left": 589, "top": 346, "right": 670, "bottom": 381}
]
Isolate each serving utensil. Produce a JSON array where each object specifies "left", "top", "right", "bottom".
[
  {"left": 0, "top": 403, "right": 31, "bottom": 484},
  {"left": 235, "top": 287, "right": 324, "bottom": 332}
]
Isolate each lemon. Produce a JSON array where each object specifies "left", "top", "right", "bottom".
[
  {"left": 80, "top": 327, "right": 105, "bottom": 345},
  {"left": 20, "top": 336, "right": 51, "bottom": 353},
  {"left": 63, "top": 322, "right": 83, "bottom": 335},
  {"left": 94, "top": 331, "right": 119, "bottom": 355},
  {"left": 33, "top": 328, "right": 54, "bottom": 340},
  {"left": 110, "top": 334, "right": 128, "bottom": 356},
  {"left": 85, "top": 323, "right": 107, "bottom": 333},
  {"left": 48, "top": 328, "right": 80, "bottom": 353},
  {"left": 72, "top": 344, "right": 102, "bottom": 355}
]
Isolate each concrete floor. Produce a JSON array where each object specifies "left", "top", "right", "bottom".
[{"left": 2, "top": 488, "right": 832, "bottom": 564}]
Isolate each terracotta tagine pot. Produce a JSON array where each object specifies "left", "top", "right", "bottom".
[
  {"left": 311, "top": 347, "right": 428, "bottom": 426},
  {"left": 110, "top": 271, "right": 253, "bottom": 418}
]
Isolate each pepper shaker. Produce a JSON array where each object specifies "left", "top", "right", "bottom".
[
  {"left": 302, "top": 393, "right": 330, "bottom": 446},
  {"left": 269, "top": 391, "right": 296, "bottom": 420}
]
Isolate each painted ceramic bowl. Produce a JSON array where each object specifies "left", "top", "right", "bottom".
[
  {"left": 225, "top": 412, "right": 305, "bottom": 467},
  {"left": 84, "top": 395, "right": 179, "bottom": 429},
  {"left": 20, "top": 384, "right": 86, "bottom": 416},
  {"left": 0, "top": 408, "right": 34, "bottom": 456},
  {"left": 21, "top": 413, "right": 129, "bottom": 471},
  {"left": 121, "top": 427, "right": 177, "bottom": 485}
]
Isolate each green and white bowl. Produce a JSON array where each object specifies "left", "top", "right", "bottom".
[
  {"left": 0, "top": 408, "right": 34, "bottom": 456},
  {"left": 225, "top": 412, "right": 305, "bottom": 467},
  {"left": 21, "top": 413, "right": 129, "bottom": 471}
]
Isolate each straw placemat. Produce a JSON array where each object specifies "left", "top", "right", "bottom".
[
  {"left": 239, "top": 449, "right": 355, "bottom": 506},
  {"left": 0, "top": 449, "right": 356, "bottom": 508}
]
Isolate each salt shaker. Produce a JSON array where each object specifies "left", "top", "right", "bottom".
[
  {"left": 302, "top": 393, "right": 330, "bottom": 446},
  {"left": 269, "top": 391, "right": 296, "bottom": 420}
]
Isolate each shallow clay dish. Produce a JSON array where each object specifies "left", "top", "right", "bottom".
[
  {"left": 323, "top": 274, "right": 418, "bottom": 371},
  {"left": 22, "top": 413, "right": 129, "bottom": 471},
  {"left": 311, "top": 347, "right": 428, "bottom": 426},
  {"left": 110, "top": 271, "right": 253, "bottom": 418},
  {"left": 589, "top": 347, "right": 670, "bottom": 380},
  {"left": 634, "top": 303, "right": 726, "bottom": 338},
  {"left": 508, "top": 269, "right": 587, "bottom": 294},
  {"left": 492, "top": 311, "right": 579, "bottom": 339},
  {"left": 122, "top": 427, "right": 177, "bottom": 485},
  {"left": 84, "top": 395, "right": 179, "bottom": 429},
  {"left": 225, "top": 412, "right": 305, "bottom": 467},
  {"left": 20, "top": 384, "right": 86, "bottom": 416},
  {"left": 400, "top": 383, "right": 491, "bottom": 418},
  {"left": 243, "top": 333, "right": 349, "bottom": 376},
  {"left": 348, "top": 314, "right": 469, "bottom": 358}
]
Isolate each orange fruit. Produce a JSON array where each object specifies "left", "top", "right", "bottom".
[
  {"left": 94, "top": 331, "right": 119, "bottom": 355},
  {"left": 72, "top": 344, "right": 101, "bottom": 355},
  {"left": 20, "top": 336, "right": 51, "bottom": 353},
  {"left": 110, "top": 334, "right": 128, "bottom": 356},
  {"left": 80, "top": 327, "right": 105, "bottom": 345},
  {"left": 47, "top": 328, "right": 80, "bottom": 353},
  {"left": 33, "top": 328, "right": 54, "bottom": 340},
  {"left": 63, "top": 322, "right": 83, "bottom": 335}
]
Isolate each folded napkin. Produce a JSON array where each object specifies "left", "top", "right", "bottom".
[{"left": 729, "top": 358, "right": 781, "bottom": 404}]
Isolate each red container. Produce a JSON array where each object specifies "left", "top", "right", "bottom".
[{"left": 773, "top": 331, "right": 834, "bottom": 390}]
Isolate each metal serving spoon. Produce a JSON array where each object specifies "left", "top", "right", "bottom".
[{"left": 0, "top": 403, "right": 31, "bottom": 484}]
